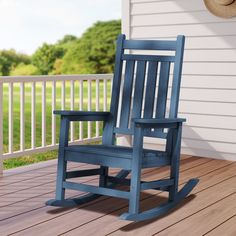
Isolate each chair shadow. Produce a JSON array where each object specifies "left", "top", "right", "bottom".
[
  {"left": 119, "top": 194, "right": 196, "bottom": 232},
  {"left": 46, "top": 190, "right": 196, "bottom": 230}
]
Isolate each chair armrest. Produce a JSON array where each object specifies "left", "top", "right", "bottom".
[
  {"left": 54, "top": 110, "right": 111, "bottom": 121},
  {"left": 133, "top": 118, "right": 186, "bottom": 129}
]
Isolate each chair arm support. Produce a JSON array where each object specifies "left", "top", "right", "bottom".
[
  {"left": 133, "top": 118, "right": 186, "bottom": 129},
  {"left": 54, "top": 110, "right": 111, "bottom": 122}
]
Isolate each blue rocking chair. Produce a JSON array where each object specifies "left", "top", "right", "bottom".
[{"left": 46, "top": 34, "right": 199, "bottom": 221}]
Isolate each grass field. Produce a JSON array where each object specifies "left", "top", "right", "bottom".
[{"left": 2, "top": 80, "right": 111, "bottom": 169}]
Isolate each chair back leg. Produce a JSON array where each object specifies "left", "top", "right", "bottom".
[
  {"left": 55, "top": 117, "right": 69, "bottom": 201},
  {"left": 168, "top": 124, "right": 182, "bottom": 202},
  {"left": 128, "top": 127, "right": 143, "bottom": 214}
]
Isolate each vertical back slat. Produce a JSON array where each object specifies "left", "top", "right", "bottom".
[
  {"left": 155, "top": 62, "right": 171, "bottom": 119},
  {"left": 143, "top": 61, "right": 158, "bottom": 118},
  {"left": 119, "top": 60, "right": 135, "bottom": 128},
  {"left": 131, "top": 61, "right": 146, "bottom": 121}
]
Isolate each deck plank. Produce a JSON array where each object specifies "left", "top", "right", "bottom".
[
  {"left": 205, "top": 215, "right": 236, "bottom": 236},
  {"left": 0, "top": 157, "right": 234, "bottom": 236},
  {"left": 59, "top": 161, "right": 236, "bottom": 236}
]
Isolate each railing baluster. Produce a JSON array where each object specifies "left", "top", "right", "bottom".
[
  {"left": 79, "top": 80, "right": 83, "bottom": 140},
  {"left": 31, "top": 81, "right": 36, "bottom": 149},
  {"left": 88, "top": 80, "right": 92, "bottom": 139},
  {"left": 103, "top": 79, "right": 107, "bottom": 111},
  {"left": 20, "top": 82, "right": 25, "bottom": 151},
  {"left": 96, "top": 79, "right": 100, "bottom": 137},
  {"left": 61, "top": 80, "right": 65, "bottom": 110},
  {"left": 8, "top": 82, "right": 13, "bottom": 153},
  {"left": 52, "top": 81, "right": 56, "bottom": 145},
  {"left": 70, "top": 80, "right": 74, "bottom": 142},
  {"left": 42, "top": 81, "right": 46, "bottom": 147},
  {"left": 0, "top": 81, "right": 3, "bottom": 175}
]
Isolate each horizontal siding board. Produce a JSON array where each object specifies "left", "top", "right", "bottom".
[
  {"left": 131, "top": 12, "right": 232, "bottom": 26},
  {"left": 179, "top": 101, "right": 236, "bottom": 116},
  {"left": 181, "top": 75, "right": 236, "bottom": 89},
  {"left": 131, "top": 1, "right": 206, "bottom": 15},
  {"left": 182, "top": 114, "right": 236, "bottom": 130},
  {"left": 179, "top": 88, "right": 236, "bottom": 103},
  {"left": 182, "top": 62, "right": 236, "bottom": 76},
  {"left": 131, "top": 22, "right": 236, "bottom": 38},
  {"left": 182, "top": 126, "right": 236, "bottom": 144}
]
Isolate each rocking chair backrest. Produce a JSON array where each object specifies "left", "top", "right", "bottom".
[{"left": 104, "top": 34, "right": 185, "bottom": 142}]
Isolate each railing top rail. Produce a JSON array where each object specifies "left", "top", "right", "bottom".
[{"left": 0, "top": 74, "right": 113, "bottom": 83}]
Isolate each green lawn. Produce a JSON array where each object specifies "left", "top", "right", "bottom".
[{"left": 3, "top": 80, "right": 111, "bottom": 169}]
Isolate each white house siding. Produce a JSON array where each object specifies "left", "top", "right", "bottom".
[{"left": 121, "top": 0, "right": 236, "bottom": 160}]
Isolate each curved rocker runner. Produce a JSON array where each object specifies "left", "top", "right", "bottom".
[{"left": 46, "top": 34, "right": 199, "bottom": 222}]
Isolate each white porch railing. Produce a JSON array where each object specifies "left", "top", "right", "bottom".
[{"left": 0, "top": 74, "right": 113, "bottom": 174}]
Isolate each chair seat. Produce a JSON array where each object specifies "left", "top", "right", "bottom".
[{"left": 64, "top": 145, "right": 170, "bottom": 169}]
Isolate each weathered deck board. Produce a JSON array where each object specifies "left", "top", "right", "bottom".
[{"left": 0, "top": 156, "right": 235, "bottom": 236}]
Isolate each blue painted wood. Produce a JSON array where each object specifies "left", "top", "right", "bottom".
[
  {"left": 129, "top": 126, "right": 143, "bottom": 214},
  {"left": 169, "top": 35, "right": 185, "bottom": 118},
  {"left": 120, "top": 178, "right": 199, "bottom": 221},
  {"left": 63, "top": 181, "right": 130, "bottom": 199},
  {"left": 47, "top": 34, "right": 199, "bottom": 222},
  {"left": 131, "top": 60, "right": 146, "bottom": 123},
  {"left": 122, "top": 54, "right": 175, "bottom": 62},
  {"left": 123, "top": 39, "right": 177, "bottom": 51},
  {"left": 55, "top": 117, "right": 69, "bottom": 201},
  {"left": 143, "top": 61, "right": 158, "bottom": 119},
  {"left": 66, "top": 168, "right": 101, "bottom": 179},
  {"left": 119, "top": 60, "right": 135, "bottom": 128}
]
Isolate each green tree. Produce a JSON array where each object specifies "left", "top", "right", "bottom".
[
  {"left": 32, "top": 43, "right": 65, "bottom": 75},
  {"left": 10, "top": 63, "right": 39, "bottom": 76},
  {"left": 0, "top": 49, "right": 30, "bottom": 75},
  {"left": 61, "top": 20, "right": 121, "bottom": 74}
]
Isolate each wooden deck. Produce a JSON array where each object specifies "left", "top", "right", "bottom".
[{"left": 0, "top": 155, "right": 235, "bottom": 236}]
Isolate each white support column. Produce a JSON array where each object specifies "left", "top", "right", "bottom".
[
  {"left": 42, "top": 81, "right": 46, "bottom": 147},
  {"left": 20, "top": 82, "right": 25, "bottom": 151},
  {"left": 87, "top": 80, "right": 92, "bottom": 139},
  {"left": 79, "top": 80, "right": 83, "bottom": 140},
  {"left": 52, "top": 81, "right": 56, "bottom": 145},
  {"left": 95, "top": 79, "right": 100, "bottom": 137},
  {"left": 31, "top": 82, "right": 36, "bottom": 149},
  {"left": 70, "top": 80, "right": 75, "bottom": 142},
  {"left": 8, "top": 82, "right": 13, "bottom": 153}
]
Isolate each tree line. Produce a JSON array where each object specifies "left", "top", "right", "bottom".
[{"left": 0, "top": 20, "right": 121, "bottom": 76}]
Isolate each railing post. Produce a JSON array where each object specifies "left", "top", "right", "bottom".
[{"left": 0, "top": 80, "right": 3, "bottom": 176}]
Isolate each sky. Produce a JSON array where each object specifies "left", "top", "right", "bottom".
[{"left": 0, "top": 0, "right": 121, "bottom": 55}]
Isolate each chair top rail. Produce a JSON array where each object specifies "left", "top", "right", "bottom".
[
  {"left": 123, "top": 39, "right": 177, "bottom": 51},
  {"left": 0, "top": 74, "right": 113, "bottom": 83},
  {"left": 122, "top": 54, "right": 175, "bottom": 62}
]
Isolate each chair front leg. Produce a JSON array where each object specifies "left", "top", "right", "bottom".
[
  {"left": 168, "top": 124, "right": 182, "bottom": 202},
  {"left": 128, "top": 126, "right": 143, "bottom": 215},
  {"left": 55, "top": 117, "right": 69, "bottom": 201}
]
